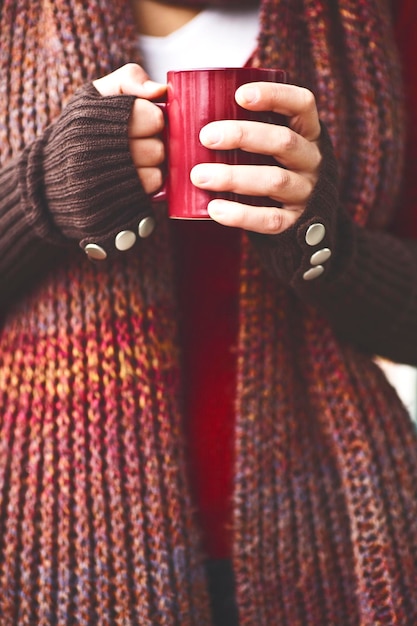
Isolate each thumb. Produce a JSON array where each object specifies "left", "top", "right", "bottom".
[{"left": 93, "top": 63, "right": 167, "bottom": 99}]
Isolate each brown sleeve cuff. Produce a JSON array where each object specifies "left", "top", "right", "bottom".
[{"left": 18, "top": 83, "right": 154, "bottom": 258}]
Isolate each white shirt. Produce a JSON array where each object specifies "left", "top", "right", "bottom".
[{"left": 137, "top": 7, "right": 260, "bottom": 83}]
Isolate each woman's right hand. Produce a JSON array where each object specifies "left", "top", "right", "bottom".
[{"left": 93, "top": 63, "right": 167, "bottom": 195}]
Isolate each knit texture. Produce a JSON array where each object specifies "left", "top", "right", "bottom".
[{"left": 1, "top": 1, "right": 417, "bottom": 625}]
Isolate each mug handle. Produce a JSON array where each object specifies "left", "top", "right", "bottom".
[{"left": 151, "top": 100, "right": 168, "bottom": 204}]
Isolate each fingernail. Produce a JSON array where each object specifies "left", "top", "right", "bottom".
[
  {"left": 208, "top": 200, "right": 225, "bottom": 218},
  {"left": 200, "top": 125, "right": 223, "bottom": 146},
  {"left": 191, "top": 165, "right": 210, "bottom": 185},
  {"left": 238, "top": 86, "right": 259, "bottom": 104}
]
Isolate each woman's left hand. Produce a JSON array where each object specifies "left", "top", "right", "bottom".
[{"left": 190, "top": 82, "right": 322, "bottom": 234}]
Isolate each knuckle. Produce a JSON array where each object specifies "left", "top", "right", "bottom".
[
  {"left": 313, "top": 149, "right": 323, "bottom": 170},
  {"left": 123, "top": 62, "right": 142, "bottom": 79},
  {"left": 265, "top": 209, "right": 285, "bottom": 233},
  {"left": 279, "top": 127, "right": 298, "bottom": 152},
  {"left": 140, "top": 167, "right": 163, "bottom": 194},
  {"left": 270, "top": 168, "right": 291, "bottom": 195},
  {"left": 299, "top": 87, "right": 316, "bottom": 112},
  {"left": 154, "top": 140, "right": 165, "bottom": 164},
  {"left": 150, "top": 167, "right": 163, "bottom": 190},
  {"left": 234, "top": 122, "right": 246, "bottom": 146},
  {"left": 133, "top": 139, "right": 165, "bottom": 166},
  {"left": 136, "top": 101, "right": 164, "bottom": 133},
  {"left": 152, "top": 104, "right": 165, "bottom": 131},
  {"left": 223, "top": 164, "right": 235, "bottom": 189},
  {"left": 304, "top": 178, "right": 314, "bottom": 199}
]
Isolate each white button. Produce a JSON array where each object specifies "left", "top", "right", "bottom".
[
  {"left": 303, "top": 265, "right": 324, "bottom": 281},
  {"left": 310, "top": 247, "right": 331, "bottom": 265},
  {"left": 305, "top": 223, "right": 326, "bottom": 246},
  {"left": 138, "top": 216, "right": 156, "bottom": 238},
  {"left": 84, "top": 243, "right": 107, "bottom": 260},
  {"left": 115, "top": 230, "right": 136, "bottom": 251}
]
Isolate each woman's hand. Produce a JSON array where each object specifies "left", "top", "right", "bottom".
[
  {"left": 93, "top": 63, "right": 166, "bottom": 195},
  {"left": 190, "top": 82, "right": 322, "bottom": 234}
]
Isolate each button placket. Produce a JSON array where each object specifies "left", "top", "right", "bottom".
[
  {"left": 115, "top": 230, "right": 136, "bottom": 251},
  {"left": 83, "top": 243, "right": 107, "bottom": 261},
  {"left": 303, "top": 265, "right": 324, "bottom": 281},
  {"left": 310, "top": 248, "right": 332, "bottom": 266},
  {"left": 305, "top": 223, "right": 326, "bottom": 246},
  {"left": 138, "top": 216, "right": 156, "bottom": 238},
  {"left": 303, "top": 223, "right": 331, "bottom": 281}
]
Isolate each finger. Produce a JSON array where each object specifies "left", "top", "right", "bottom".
[
  {"left": 130, "top": 137, "right": 165, "bottom": 167},
  {"left": 93, "top": 63, "right": 167, "bottom": 99},
  {"left": 207, "top": 199, "right": 303, "bottom": 234},
  {"left": 199, "top": 120, "right": 321, "bottom": 172},
  {"left": 128, "top": 98, "right": 165, "bottom": 137},
  {"left": 138, "top": 167, "right": 163, "bottom": 195},
  {"left": 190, "top": 163, "right": 314, "bottom": 205},
  {"left": 235, "top": 82, "right": 320, "bottom": 141}
]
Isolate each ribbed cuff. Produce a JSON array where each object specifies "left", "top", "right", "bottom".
[
  {"left": 299, "top": 222, "right": 417, "bottom": 364},
  {"left": 19, "top": 83, "right": 153, "bottom": 254}
]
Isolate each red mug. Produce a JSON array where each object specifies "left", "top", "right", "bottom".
[{"left": 153, "top": 67, "right": 287, "bottom": 219}]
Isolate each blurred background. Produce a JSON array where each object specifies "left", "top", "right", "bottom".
[{"left": 377, "top": 360, "right": 417, "bottom": 422}]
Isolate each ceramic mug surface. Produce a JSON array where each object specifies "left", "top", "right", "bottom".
[{"left": 153, "top": 67, "right": 287, "bottom": 219}]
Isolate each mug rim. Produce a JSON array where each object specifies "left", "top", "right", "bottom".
[{"left": 167, "top": 67, "right": 287, "bottom": 77}]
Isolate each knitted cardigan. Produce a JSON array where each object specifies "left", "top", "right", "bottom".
[{"left": 1, "top": 1, "right": 417, "bottom": 625}]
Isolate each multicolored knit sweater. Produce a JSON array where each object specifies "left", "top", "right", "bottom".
[{"left": 1, "top": 0, "right": 417, "bottom": 624}]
